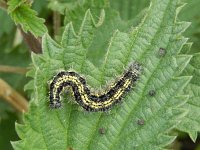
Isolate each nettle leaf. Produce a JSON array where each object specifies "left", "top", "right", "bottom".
[
  {"left": 109, "top": 0, "right": 149, "bottom": 21},
  {"left": 12, "top": 0, "right": 192, "bottom": 149},
  {"left": 7, "top": 0, "right": 27, "bottom": 12},
  {"left": 8, "top": 0, "right": 47, "bottom": 37},
  {"left": 180, "top": 0, "right": 200, "bottom": 53},
  {"left": 60, "top": 0, "right": 134, "bottom": 66},
  {"left": 0, "top": 10, "right": 14, "bottom": 37},
  {"left": 177, "top": 52, "right": 200, "bottom": 142}
]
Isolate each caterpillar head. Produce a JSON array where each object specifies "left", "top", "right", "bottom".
[
  {"left": 129, "top": 62, "right": 142, "bottom": 75},
  {"left": 49, "top": 100, "right": 62, "bottom": 109}
]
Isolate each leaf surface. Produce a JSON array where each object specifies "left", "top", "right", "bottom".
[
  {"left": 12, "top": 0, "right": 192, "bottom": 149},
  {"left": 177, "top": 52, "right": 200, "bottom": 142}
]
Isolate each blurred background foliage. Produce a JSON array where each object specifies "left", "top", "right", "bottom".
[{"left": 0, "top": 0, "right": 199, "bottom": 149}]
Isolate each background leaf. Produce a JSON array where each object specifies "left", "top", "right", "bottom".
[
  {"left": 0, "top": 48, "right": 31, "bottom": 149},
  {"left": 8, "top": 0, "right": 47, "bottom": 37},
  {"left": 0, "top": 112, "right": 19, "bottom": 150},
  {"left": 0, "top": 10, "right": 14, "bottom": 37},
  {"left": 179, "top": 0, "right": 200, "bottom": 53},
  {"left": 109, "top": 0, "right": 149, "bottom": 21}
]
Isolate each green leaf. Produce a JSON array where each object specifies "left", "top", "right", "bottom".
[
  {"left": 7, "top": 0, "right": 26, "bottom": 13},
  {"left": 176, "top": 0, "right": 200, "bottom": 140},
  {"left": 87, "top": 9, "right": 133, "bottom": 66},
  {"left": 48, "top": 0, "right": 80, "bottom": 15},
  {"left": 0, "top": 9, "right": 16, "bottom": 53},
  {"left": 0, "top": 10, "right": 14, "bottom": 37},
  {"left": 0, "top": 112, "right": 19, "bottom": 150},
  {"left": 13, "top": 0, "right": 192, "bottom": 149},
  {"left": 48, "top": 0, "right": 109, "bottom": 16},
  {"left": 179, "top": 0, "right": 200, "bottom": 53},
  {"left": 62, "top": 1, "right": 134, "bottom": 66},
  {"left": 8, "top": 2, "right": 47, "bottom": 37},
  {"left": 48, "top": 0, "right": 135, "bottom": 66},
  {"left": 109, "top": 0, "right": 149, "bottom": 21},
  {"left": 177, "top": 53, "right": 200, "bottom": 142}
]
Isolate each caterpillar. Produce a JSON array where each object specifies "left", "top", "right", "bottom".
[{"left": 49, "top": 62, "right": 141, "bottom": 111}]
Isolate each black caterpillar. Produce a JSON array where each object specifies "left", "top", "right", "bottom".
[{"left": 49, "top": 62, "right": 141, "bottom": 111}]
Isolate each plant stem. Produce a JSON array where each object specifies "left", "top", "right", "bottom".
[
  {"left": 53, "top": 11, "right": 61, "bottom": 37},
  {"left": 0, "top": 65, "right": 28, "bottom": 74},
  {"left": 20, "top": 27, "right": 42, "bottom": 54},
  {"left": 0, "top": 79, "right": 28, "bottom": 112}
]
